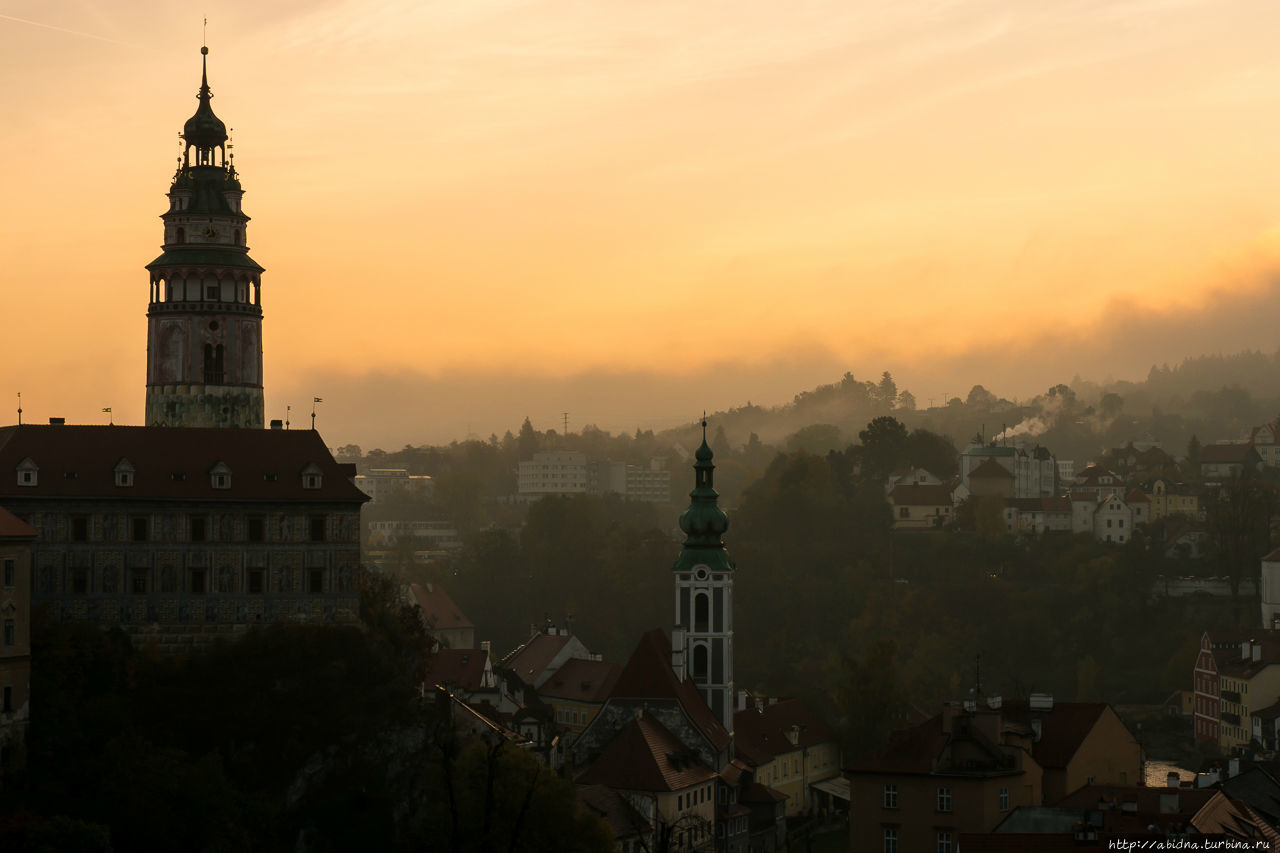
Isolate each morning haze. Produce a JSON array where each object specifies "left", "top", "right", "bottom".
[{"left": 9, "top": 2, "right": 1280, "bottom": 850}]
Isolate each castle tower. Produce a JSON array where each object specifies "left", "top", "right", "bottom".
[
  {"left": 145, "top": 46, "right": 265, "bottom": 429},
  {"left": 673, "top": 419, "right": 734, "bottom": 733}
]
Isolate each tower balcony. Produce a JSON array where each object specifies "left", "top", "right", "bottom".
[{"left": 148, "top": 300, "right": 262, "bottom": 316}]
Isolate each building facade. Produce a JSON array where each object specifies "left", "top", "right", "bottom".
[
  {"left": 146, "top": 47, "right": 266, "bottom": 429},
  {"left": 0, "top": 508, "right": 35, "bottom": 775},
  {"left": 0, "top": 425, "right": 367, "bottom": 652}
]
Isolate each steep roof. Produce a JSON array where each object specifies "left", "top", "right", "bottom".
[
  {"left": 997, "top": 700, "right": 1110, "bottom": 769},
  {"left": 733, "top": 698, "right": 838, "bottom": 767},
  {"left": 575, "top": 713, "right": 718, "bottom": 792},
  {"left": 0, "top": 506, "right": 36, "bottom": 538},
  {"left": 887, "top": 484, "right": 952, "bottom": 506},
  {"left": 409, "top": 582, "right": 473, "bottom": 632},
  {"left": 423, "top": 648, "right": 488, "bottom": 692},
  {"left": 609, "top": 629, "right": 731, "bottom": 752},
  {"left": 540, "top": 658, "right": 621, "bottom": 703},
  {"left": 0, "top": 425, "right": 366, "bottom": 503},
  {"left": 501, "top": 632, "right": 571, "bottom": 684},
  {"left": 969, "top": 458, "right": 1014, "bottom": 480}
]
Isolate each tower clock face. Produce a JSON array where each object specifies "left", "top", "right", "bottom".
[{"left": 203, "top": 225, "right": 218, "bottom": 239}]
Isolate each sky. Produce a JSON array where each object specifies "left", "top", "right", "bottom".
[{"left": 5, "top": 0, "right": 1280, "bottom": 448}]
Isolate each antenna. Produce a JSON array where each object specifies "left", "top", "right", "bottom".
[
  {"left": 16, "top": 392, "right": 21, "bottom": 426},
  {"left": 311, "top": 397, "right": 323, "bottom": 430},
  {"left": 102, "top": 407, "right": 113, "bottom": 426},
  {"left": 285, "top": 405, "right": 291, "bottom": 430},
  {"left": 203, "top": 16, "right": 207, "bottom": 47}
]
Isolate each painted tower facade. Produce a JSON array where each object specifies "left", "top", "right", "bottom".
[
  {"left": 673, "top": 421, "right": 734, "bottom": 733},
  {"left": 145, "top": 47, "right": 265, "bottom": 429}
]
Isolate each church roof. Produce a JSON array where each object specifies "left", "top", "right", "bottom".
[
  {"left": 575, "top": 712, "right": 719, "bottom": 792},
  {"left": 0, "top": 425, "right": 366, "bottom": 503},
  {"left": 610, "top": 628, "right": 731, "bottom": 753},
  {"left": 147, "top": 247, "right": 264, "bottom": 273}
]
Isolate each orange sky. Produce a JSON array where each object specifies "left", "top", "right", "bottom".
[{"left": 5, "top": 1, "right": 1280, "bottom": 447}]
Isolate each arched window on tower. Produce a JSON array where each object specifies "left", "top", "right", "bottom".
[
  {"left": 204, "top": 344, "right": 225, "bottom": 384},
  {"left": 694, "top": 593, "right": 709, "bottom": 633},
  {"left": 692, "top": 644, "right": 709, "bottom": 679},
  {"left": 176, "top": 226, "right": 186, "bottom": 244},
  {"left": 234, "top": 228, "right": 241, "bottom": 246}
]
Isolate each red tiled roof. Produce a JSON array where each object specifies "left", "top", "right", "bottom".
[
  {"left": 0, "top": 425, "right": 367, "bottom": 503},
  {"left": 0, "top": 506, "right": 36, "bottom": 538},
  {"left": 409, "top": 582, "right": 473, "bottom": 632},
  {"left": 576, "top": 784, "right": 650, "bottom": 840},
  {"left": 575, "top": 713, "right": 719, "bottom": 792},
  {"left": 1200, "top": 444, "right": 1257, "bottom": 464},
  {"left": 887, "top": 484, "right": 952, "bottom": 506},
  {"left": 1056, "top": 783, "right": 1213, "bottom": 816},
  {"left": 733, "top": 698, "right": 838, "bottom": 767},
  {"left": 1124, "top": 488, "right": 1150, "bottom": 504},
  {"left": 540, "top": 658, "right": 621, "bottom": 703},
  {"left": 1077, "top": 465, "right": 1120, "bottom": 485},
  {"left": 423, "top": 648, "right": 488, "bottom": 692},
  {"left": 969, "top": 458, "right": 1014, "bottom": 479},
  {"left": 502, "top": 632, "right": 571, "bottom": 684},
  {"left": 610, "top": 629, "right": 731, "bottom": 753},
  {"left": 998, "top": 700, "right": 1109, "bottom": 769}
]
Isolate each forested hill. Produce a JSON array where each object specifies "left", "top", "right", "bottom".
[{"left": 656, "top": 348, "right": 1280, "bottom": 468}]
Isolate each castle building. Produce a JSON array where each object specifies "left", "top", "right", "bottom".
[
  {"left": 145, "top": 47, "right": 265, "bottom": 429},
  {"left": 674, "top": 421, "right": 735, "bottom": 733}
]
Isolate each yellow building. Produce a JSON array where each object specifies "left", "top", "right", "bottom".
[
  {"left": 1145, "top": 479, "right": 1201, "bottom": 521},
  {"left": 734, "top": 697, "right": 842, "bottom": 816},
  {"left": 1215, "top": 638, "right": 1280, "bottom": 752}
]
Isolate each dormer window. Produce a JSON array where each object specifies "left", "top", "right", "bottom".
[
  {"left": 300, "top": 462, "right": 323, "bottom": 490},
  {"left": 114, "top": 458, "right": 135, "bottom": 488},
  {"left": 16, "top": 458, "right": 37, "bottom": 487},
  {"left": 210, "top": 461, "right": 232, "bottom": 490}
]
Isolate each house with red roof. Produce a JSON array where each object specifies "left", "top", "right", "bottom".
[
  {"left": 968, "top": 458, "right": 1015, "bottom": 499},
  {"left": 499, "top": 623, "right": 597, "bottom": 693},
  {"left": 538, "top": 657, "right": 621, "bottom": 743},
  {"left": 408, "top": 581, "right": 474, "bottom": 649},
  {"left": 886, "top": 483, "right": 954, "bottom": 530},
  {"left": 0, "top": 424, "right": 367, "bottom": 651},
  {"left": 733, "top": 696, "right": 842, "bottom": 817}
]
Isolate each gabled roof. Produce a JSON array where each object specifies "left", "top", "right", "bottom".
[
  {"left": 540, "top": 658, "right": 621, "bottom": 703},
  {"left": 1124, "top": 487, "right": 1150, "bottom": 504},
  {"left": 887, "top": 484, "right": 953, "bottom": 506},
  {"left": 409, "top": 582, "right": 473, "bottom": 632},
  {"left": 733, "top": 698, "right": 838, "bottom": 766},
  {"left": 997, "top": 700, "right": 1109, "bottom": 769},
  {"left": 501, "top": 632, "right": 571, "bottom": 684},
  {"left": 609, "top": 629, "right": 731, "bottom": 752},
  {"left": 0, "top": 425, "right": 366, "bottom": 502},
  {"left": 0, "top": 506, "right": 36, "bottom": 539},
  {"left": 575, "top": 712, "right": 718, "bottom": 792},
  {"left": 1076, "top": 464, "right": 1120, "bottom": 485},
  {"left": 423, "top": 648, "right": 488, "bottom": 692},
  {"left": 969, "top": 458, "right": 1014, "bottom": 479}
]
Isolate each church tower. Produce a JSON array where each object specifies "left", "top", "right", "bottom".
[
  {"left": 673, "top": 419, "right": 735, "bottom": 733},
  {"left": 145, "top": 46, "right": 265, "bottom": 429}
]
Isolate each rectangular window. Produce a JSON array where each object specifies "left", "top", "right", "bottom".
[
  {"left": 72, "top": 570, "right": 88, "bottom": 594},
  {"left": 190, "top": 517, "right": 207, "bottom": 542},
  {"left": 883, "top": 827, "right": 898, "bottom": 853},
  {"left": 132, "top": 570, "right": 148, "bottom": 595},
  {"left": 247, "top": 517, "right": 265, "bottom": 542},
  {"left": 309, "top": 570, "right": 323, "bottom": 594},
  {"left": 2, "top": 685, "right": 10, "bottom": 712},
  {"left": 1000, "top": 786, "right": 1009, "bottom": 811},
  {"left": 937, "top": 830, "right": 952, "bottom": 853},
  {"left": 883, "top": 784, "right": 898, "bottom": 809},
  {"left": 132, "top": 517, "right": 149, "bottom": 542},
  {"left": 3, "top": 620, "right": 13, "bottom": 646},
  {"left": 248, "top": 569, "right": 264, "bottom": 594},
  {"left": 72, "top": 516, "right": 89, "bottom": 542},
  {"left": 937, "top": 787, "right": 952, "bottom": 813},
  {"left": 2, "top": 559, "right": 12, "bottom": 587},
  {"left": 309, "top": 515, "right": 326, "bottom": 542},
  {"left": 191, "top": 569, "right": 206, "bottom": 595}
]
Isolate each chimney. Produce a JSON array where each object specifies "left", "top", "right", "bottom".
[
  {"left": 671, "top": 628, "right": 686, "bottom": 681},
  {"left": 987, "top": 695, "right": 1002, "bottom": 710},
  {"left": 48, "top": 417, "right": 65, "bottom": 426},
  {"left": 270, "top": 419, "right": 284, "bottom": 430},
  {"left": 1243, "top": 640, "right": 1252, "bottom": 660},
  {"left": 1166, "top": 771, "right": 1179, "bottom": 788},
  {"left": 1253, "top": 642, "right": 1262, "bottom": 663},
  {"left": 737, "top": 689, "right": 748, "bottom": 712},
  {"left": 1229, "top": 757, "right": 1240, "bottom": 778}
]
